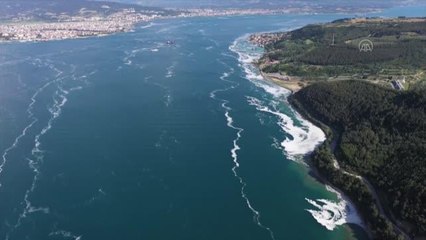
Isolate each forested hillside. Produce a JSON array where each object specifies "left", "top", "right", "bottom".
[
  {"left": 291, "top": 80, "right": 426, "bottom": 239},
  {"left": 260, "top": 18, "right": 426, "bottom": 89}
]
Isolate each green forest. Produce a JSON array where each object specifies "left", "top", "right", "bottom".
[
  {"left": 261, "top": 18, "right": 426, "bottom": 88},
  {"left": 290, "top": 80, "right": 426, "bottom": 239}
]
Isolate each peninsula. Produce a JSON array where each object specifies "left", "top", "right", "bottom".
[{"left": 253, "top": 18, "right": 426, "bottom": 240}]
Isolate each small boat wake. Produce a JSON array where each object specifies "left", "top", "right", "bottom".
[{"left": 230, "top": 35, "right": 363, "bottom": 232}]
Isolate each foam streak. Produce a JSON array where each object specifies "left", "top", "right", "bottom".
[
  {"left": 210, "top": 59, "right": 276, "bottom": 240},
  {"left": 5, "top": 61, "right": 88, "bottom": 239},
  {"left": 0, "top": 61, "right": 68, "bottom": 187},
  {"left": 230, "top": 34, "right": 361, "bottom": 232}
]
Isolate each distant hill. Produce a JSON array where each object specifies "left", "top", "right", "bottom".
[
  {"left": 112, "top": 0, "right": 407, "bottom": 8},
  {"left": 0, "top": 0, "right": 179, "bottom": 21}
]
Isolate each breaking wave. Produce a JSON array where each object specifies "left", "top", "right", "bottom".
[
  {"left": 230, "top": 35, "right": 325, "bottom": 159},
  {"left": 305, "top": 186, "right": 363, "bottom": 230},
  {"left": 246, "top": 96, "right": 325, "bottom": 159},
  {"left": 230, "top": 34, "right": 362, "bottom": 231}
]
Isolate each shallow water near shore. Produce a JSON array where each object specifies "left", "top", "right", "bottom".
[{"left": 0, "top": 6, "right": 424, "bottom": 240}]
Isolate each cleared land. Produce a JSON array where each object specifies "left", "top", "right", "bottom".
[{"left": 255, "top": 17, "right": 426, "bottom": 91}]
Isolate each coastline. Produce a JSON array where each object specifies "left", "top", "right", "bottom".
[
  {"left": 259, "top": 71, "right": 308, "bottom": 93},
  {"left": 288, "top": 89, "right": 412, "bottom": 240},
  {"left": 270, "top": 72, "right": 371, "bottom": 238},
  {"left": 247, "top": 33, "right": 372, "bottom": 237},
  {"left": 286, "top": 88, "right": 371, "bottom": 235},
  {"left": 277, "top": 75, "right": 370, "bottom": 235},
  {"left": 230, "top": 32, "right": 370, "bottom": 238},
  {"left": 247, "top": 23, "right": 416, "bottom": 237},
  {"left": 0, "top": 8, "right": 324, "bottom": 44}
]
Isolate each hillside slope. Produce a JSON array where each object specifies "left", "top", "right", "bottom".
[
  {"left": 290, "top": 80, "right": 426, "bottom": 239},
  {"left": 259, "top": 18, "right": 426, "bottom": 90}
]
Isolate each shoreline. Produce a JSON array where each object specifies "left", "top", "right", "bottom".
[
  {"left": 260, "top": 71, "right": 309, "bottom": 93},
  {"left": 286, "top": 88, "right": 371, "bottom": 236},
  {"left": 0, "top": 5, "right": 389, "bottom": 44},
  {"left": 278, "top": 76, "right": 369, "bottom": 235},
  {"left": 239, "top": 39, "right": 370, "bottom": 237},
  {"left": 249, "top": 36, "right": 370, "bottom": 236},
  {"left": 231, "top": 31, "right": 371, "bottom": 236},
  {"left": 279, "top": 67, "right": 413, "bottom": 239},
  {"left": 0, "top": 9, "right": 313, "bottom": 44},
  {"left": 288, "top": 87, "right": 412, "bottom": 240}
]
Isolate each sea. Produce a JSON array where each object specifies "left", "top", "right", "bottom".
[{"left": 0, "top": 5, "right": 424, "bottom": 240}]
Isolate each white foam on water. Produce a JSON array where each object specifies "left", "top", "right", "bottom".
[
  {"left": 84, "top": 188, "right": 107, "bottom": 206},
  {"left": 198, "top": 29, "right": 206, "bottom": 36},
  {"left": 209, "top": 67, "right": 235, "bottom": 99},
  {"left": 6, "top": 64, "right": 89, "bottom": 238},
  {"left": 2, "top": 58, "right": 90, "bottom": 239},
  {"left": 0, "top": 121, "right": 37, "bottom": 188},
  {"left": 139, "top": 22, "right": 156, "bottom": 29},
  {"left": 123, "top": 48, "right": 149, "bottom": 66},
  {"left": 230, "top": 34, "right": 362, "bottom": 232},
  {"left": 247, "top": 96, "right": 325, "bottom": 159},
  {"left": 271, "top": 137, "right": 281, "bottom": 150},
  {"left": 154, "top": 130, "right": 179, "bottom": 150},
  {"left": 229, "top": 36, "right": 290, "bottom": 99},
  {"left": 209, "top": 61, "right": 276, "bottom": 240},
  {"left": 165, "top": 62, "right": 177, "bottom": 78},
  {"left": 14, "top": 86, "right": 69, "bottom": 229},
  {"left": 224, "top": 103, "right": 276, "bottom": 240},
  {"left": 305, "top": 185, "right": 363, "bottom": 230},
  {"left": 231, "top": 34, "right": 325, "bottom": 158},
  {"left": 0, "top": 59, "right": 69, "bottom": 188},
  {"left": 49, "top": 230, "right": 82, "bottom": 240},
  {"left": 143, "top": 72, "right": 173, "bottom": 107},
  {"left": 163, "top": 93, "right": 173, "bottom": 107},
  {"left": 229, "top": 35, "right": 262, "bottom": 72}
]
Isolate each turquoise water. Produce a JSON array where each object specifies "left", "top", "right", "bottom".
[{"left": 0, "top": 8, "right": 424, "bottom": 240}]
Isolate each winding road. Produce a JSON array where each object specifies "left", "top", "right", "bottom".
[{"left": 330, "top": 135, "right": 411, "bottom": 240}]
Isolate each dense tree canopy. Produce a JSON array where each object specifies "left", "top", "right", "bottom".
[
  {"left": 261, "top": 18, "right": 426, "bottom": 81},
  {"left": 291, "top": 80, "right": 426, "bottom": 239}
]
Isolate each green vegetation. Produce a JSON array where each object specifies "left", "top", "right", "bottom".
[
  {"left": 290, "top": 80, "right": 426, "bottom": 239},
  {"left": 261, "top": 18, "right": 426, "bottom": 88},
  {"left": 262, "top": 16, "right": 426, "bottom": 239}
]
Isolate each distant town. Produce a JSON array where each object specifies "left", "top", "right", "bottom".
[
  {"left": 0, "top": 9, "right": 155, "bottom": 42},
  {"left": 0, "top": 5, "right": 382, "bottom": 42},
  {"left": 249, "top": 32, "right": 288, "bottom": 47}
]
